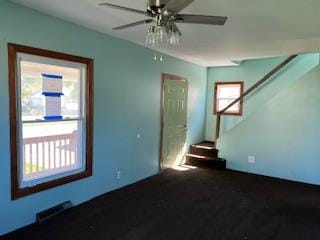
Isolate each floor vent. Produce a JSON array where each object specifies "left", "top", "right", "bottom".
[{"left": 36, "top": 201, "right": 73, "bottom": 223}]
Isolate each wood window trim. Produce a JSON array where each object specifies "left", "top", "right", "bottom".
[
  {"left": 8, "top": 43, "right": 94, "bottom": 200},
  {"left": 214, "top": 81, "right": 244, "bottom": 116}
]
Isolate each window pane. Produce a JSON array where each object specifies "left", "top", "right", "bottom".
[
  {"left": 218, "top": 99, "right": 240, "bottom": 112},
  {"left": 20, "top": 61, "right": 81, "bottom": 121},
  {"left": 217, "top": 85, "right": 241, "bottom": 99},
  {"left": 22, "top": 121, "right": 83, "bottom": 183}
]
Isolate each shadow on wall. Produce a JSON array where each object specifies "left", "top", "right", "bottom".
[
  {"left": 218, "top": 65, "right": 320, "bottom": 185},
  {"left": 205, "top": 54, "right": 320, "bottom": 141}
]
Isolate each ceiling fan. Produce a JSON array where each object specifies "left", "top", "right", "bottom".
[{"left": 99, "top": 0, "right": 228, "bottom": 47}]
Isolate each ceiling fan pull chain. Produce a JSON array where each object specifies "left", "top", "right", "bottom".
[{"left": 153, "top": 52, "right": 164, "bottom": 62}]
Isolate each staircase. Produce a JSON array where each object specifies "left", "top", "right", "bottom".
[{"left": 186, "top": 141, "right": 226, "bottom": 169}]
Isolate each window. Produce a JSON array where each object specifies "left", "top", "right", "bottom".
[
  {"left": 214, "top": 82, "right": 243, "bottom": 116},
  {"left": 8, "top": 43, "right": 93, "bottom": 199}
]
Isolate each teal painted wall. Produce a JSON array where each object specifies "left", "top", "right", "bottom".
[
  {"left": 0, "top": 1, "right": 207, "bottom": 235},
  {"left": 205, "top": 54, "right": 319, "bottom": 140},
  {"left": 218, "top": 66, "right": 320, "bottom": 184},
  {"left": 205, "top": 54, "right": 320, "bottom": 185}
]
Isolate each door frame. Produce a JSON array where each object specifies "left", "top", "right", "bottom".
[{"left": 159, "top": 73, "right": 188, "bottom": 171}]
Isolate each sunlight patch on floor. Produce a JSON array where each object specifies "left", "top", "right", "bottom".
[
  {"left": 172, "top": 164, "right": 197, "bottom": 171},
  {"left": 169, "top": 142, "right": 198, "bottom": 171}
]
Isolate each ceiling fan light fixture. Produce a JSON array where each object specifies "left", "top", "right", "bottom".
[
  {"left": 101, "top": 0, "right": 228, "bottom": 49},
  {"left": 146, "top": 23, "right": 180, "bottom": 47},
  {"left": 145, "top": 25, "right": 156, "bottom": 46},
  {"left": 168, "top": 29, "right": 180, "bottom": 46},
  {"left": 146, "top": 24, "right": 167, "bottom": 46},
  {"left": 155, "top": 25, "right": 166, "bottom": 43}
]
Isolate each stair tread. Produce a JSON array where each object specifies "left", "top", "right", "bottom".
[
  {"left": 191, "top": 145, "right": 215, "bottom": 150},
  {"left": 191, "top": 141, "right": 216, "bottom": 149},
  {"left": 187, "top": 141, "right": 226, "bottom": 170},
  {"left": 186, "top": 154, "right": 225, "bottom": 161}
]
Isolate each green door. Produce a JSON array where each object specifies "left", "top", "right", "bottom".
[{"left": 161, "top": 75, "right": 188, "bottom": 169}]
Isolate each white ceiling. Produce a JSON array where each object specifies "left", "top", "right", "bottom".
[{"left": 11, "top": 0, "right": 320, "bottom": 66}]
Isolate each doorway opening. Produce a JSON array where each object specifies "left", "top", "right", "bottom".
[{"left": 160, "top": 73, "right": 188, "bottom": 170}]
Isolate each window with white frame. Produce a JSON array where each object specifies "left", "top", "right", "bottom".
[
  {"left": 214, "top": 82, "right": 244, "bottom": 115},
  {"left": 8, "top": 44, "right": 93, "bottom": 199}
]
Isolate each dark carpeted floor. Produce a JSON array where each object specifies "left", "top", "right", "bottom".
[{"left": 2, "top": 168, "right": 320, "bottom": 240}]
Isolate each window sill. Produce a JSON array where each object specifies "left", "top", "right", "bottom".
[{"left": 12, "top": 169, "right": 92, "bottom": 200}]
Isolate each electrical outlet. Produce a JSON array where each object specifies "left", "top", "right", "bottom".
[
  {"left": 116, "top": 171, "right": 121, "bottom": 179},
  {"left": 248, "top": 156, "right": 256, "bottom": 164}
]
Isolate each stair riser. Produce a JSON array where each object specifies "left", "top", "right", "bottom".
[
  {"left": 186, "top": 156, "right": 226, "bottom": 170},
  {"left": 189, "top": 146, "right": 218, "bottom": 157}
]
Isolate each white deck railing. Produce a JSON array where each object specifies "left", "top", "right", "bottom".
[{"left": 23, "top": 131, "right": 77, "bottom": 176}]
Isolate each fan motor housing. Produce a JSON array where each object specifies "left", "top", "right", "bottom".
[{"left": 148, "top": 0, "right": 169, "bottom": 11}]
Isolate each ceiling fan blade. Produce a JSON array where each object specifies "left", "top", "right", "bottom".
[
  {"left": 162, "top": 0, "right": 194, "bottom": 14},
  {"left": 175, "top": 14, "right": 227, "bottom": 25},
  {"left": 99, "top": 3, "right": 150, "bottom": 16},
  {"left": 113, "top": 19, "right": 153, "bottom": 30}
]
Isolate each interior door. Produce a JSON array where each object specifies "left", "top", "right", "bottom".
[{"left": 161, "top": 74, "right": 188, "bottom": 169}]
